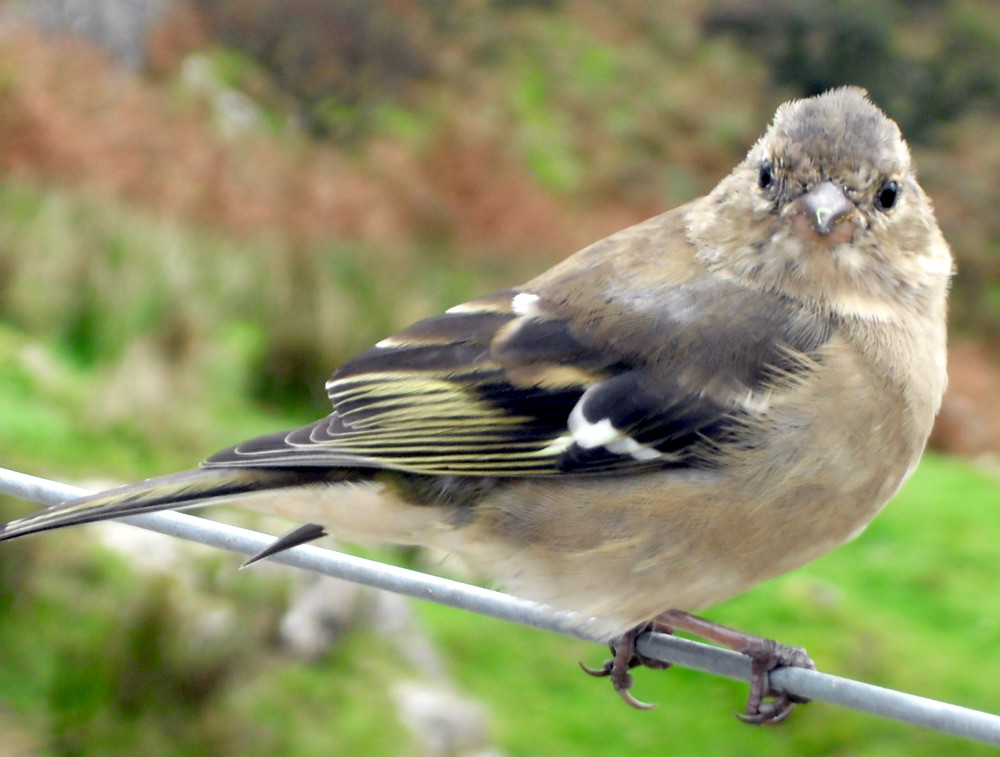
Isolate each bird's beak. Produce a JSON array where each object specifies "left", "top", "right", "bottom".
[{"left": 789, "top": 181, "right": 858, "bottom": 243}]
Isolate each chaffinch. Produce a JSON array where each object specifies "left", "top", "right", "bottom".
[{"left": 0, "top": 87, "right": 952, "bottom": 723}]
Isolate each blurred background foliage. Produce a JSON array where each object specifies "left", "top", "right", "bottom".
[{"left": 1, "top": 0, "right": 1000, "bottom": 754}]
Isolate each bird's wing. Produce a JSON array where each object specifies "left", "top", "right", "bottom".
[{"left": 204, "top": 279, "right": 832, "bottom": 476}]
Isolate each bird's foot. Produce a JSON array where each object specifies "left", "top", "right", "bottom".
[
  {"left": 655, "top": 609, "right": 814, "bottom": 725},
  {"left": 735, "top": 636, "right": 814, "bottom": 725},
  {"left": 579, "top": 620, "right": 673, "bottom": 710}
]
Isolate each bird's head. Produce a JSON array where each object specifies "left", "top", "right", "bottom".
[{"left": 688, "top": 87, "right": 952, "bottom": 321}]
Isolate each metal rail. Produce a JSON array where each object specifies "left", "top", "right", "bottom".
[{"left": 1, "top": 466, "right": 998, "bottom": 745}]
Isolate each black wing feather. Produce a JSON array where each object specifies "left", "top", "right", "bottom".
[{"left": 204, "top": 282, "right": 832, "bottom": 477}]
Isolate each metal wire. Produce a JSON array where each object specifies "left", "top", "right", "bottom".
[{"left": 1, "top": 465, "right": 999, "bottom": 745}]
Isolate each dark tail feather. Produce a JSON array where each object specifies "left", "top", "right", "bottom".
[{"left": 0, "top": 467, "right": 355, "bottom": 543}]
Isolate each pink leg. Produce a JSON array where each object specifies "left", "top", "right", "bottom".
[{"left": 582, "top": 610, "right": 814, "bottom": 724}]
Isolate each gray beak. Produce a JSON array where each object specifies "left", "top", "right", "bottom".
[{"left": 797, "top": 181, "right": 854, "bottom": 236}]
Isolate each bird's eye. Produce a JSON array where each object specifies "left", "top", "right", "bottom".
[
  {"left": 758, "top": 161, "right": 774, "bottom": 190},
  {"left": 875, "top": 179, "right": 899, "bottom": 211}
]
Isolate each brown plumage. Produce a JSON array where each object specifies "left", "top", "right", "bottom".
[{"left": 0, "top": 87, "right": 951, "bottom": 722}]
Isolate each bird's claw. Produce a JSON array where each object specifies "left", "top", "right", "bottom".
[
  {"left": 580, "top": 623, "right": 671, "bottom": 710},
  {"left": 650, "top": 609, "right": 815, "bottom": 725},
  {"left": 735, "top": 637, "right": 815, "bottom": 725}
]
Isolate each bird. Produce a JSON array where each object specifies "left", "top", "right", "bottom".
[{"left": 0, "top": 86, "right": 952, "bottom": 723}]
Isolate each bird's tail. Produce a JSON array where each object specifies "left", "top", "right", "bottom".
[{"left": 0, "top": 467, "right": 355, "bottom": 543}]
